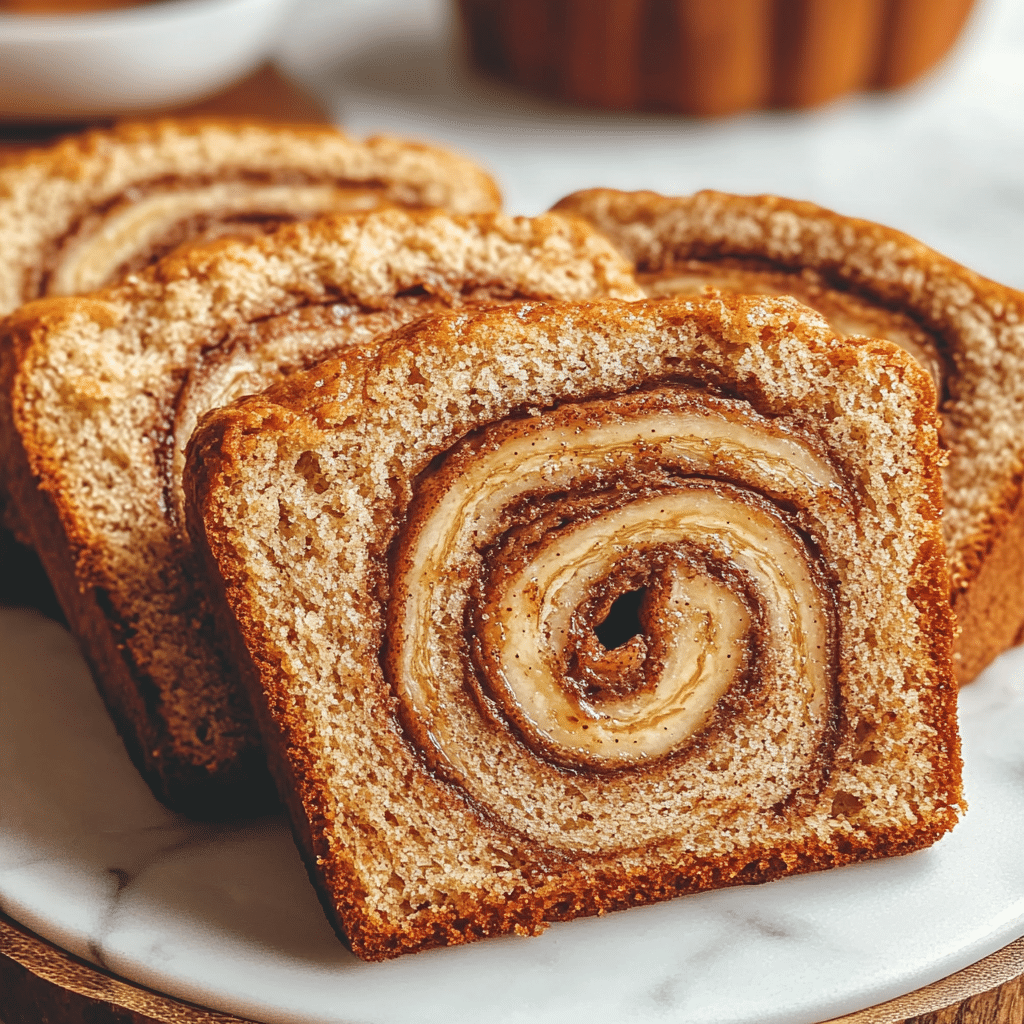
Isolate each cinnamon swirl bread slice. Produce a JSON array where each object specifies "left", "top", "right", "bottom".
[
  {"left": 553, "top": 188, "right": 1024, "bottom": 683},
  {"left": 0, "top": 118, "right": 500, "bottom": 315},
  {"left": 0, "top": 117, "right": 501, "bottom": 599},
  {"left": 186, "top": 295, "right": 962, "bottom": 960},
  {"left": 0, "top": 209, "right": 641, "bottom": 817}
]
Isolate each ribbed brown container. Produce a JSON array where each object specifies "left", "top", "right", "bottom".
[{"left": 457, "top": 0, "right": 976, "bottom": 115}]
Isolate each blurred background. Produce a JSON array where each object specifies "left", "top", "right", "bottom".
[
  {"left": 2, "top": 0, "right": 1021, "bottom": 284},
  {"left": 265, "top": 0, "right": 1024, "bottom": 287}
]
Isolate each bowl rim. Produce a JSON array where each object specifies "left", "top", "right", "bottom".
[{"left": 0, "top": 0, "right": 290, "bottom": 39}]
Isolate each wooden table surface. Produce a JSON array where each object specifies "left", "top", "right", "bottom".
[
  {"left": 0, "top": 61, "right": 1022, "bottom": 1024},
  {"left": 0, "top": 62, "right": 329, "bottom": 150}
]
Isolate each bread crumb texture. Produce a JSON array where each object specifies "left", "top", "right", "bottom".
[
  {"left": 186, "top": 294, "right": 962, "bottom": 960},
  {"left": 0, "top": 208, "right": 641, "bottom": 815}
]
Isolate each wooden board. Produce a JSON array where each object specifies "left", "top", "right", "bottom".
[{"left": 0, "top": 62, "right": 330, "bottom": 147}]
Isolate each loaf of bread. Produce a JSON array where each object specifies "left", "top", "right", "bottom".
[
  {"left": 554, "top": 188, "right": 1024, "bottom": 683},
  {"left": 185, "top": 295, "right": 962, "bottom": 960},
  {"left": 458, "top": 0, "right": 975, "bottom": 115},
  {"left": 0, "top": 209, "right": 642, "bottom": 817}
]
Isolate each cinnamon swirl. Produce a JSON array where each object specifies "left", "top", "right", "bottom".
[
  {"left": 0, "top": 209, "right": 641, "bottom": 817},
  {"left": 0, "top": 118, "right": 501, "bottom": 316},
  {"left": 185, "top": 295, "right": 962, "bottom": 960},
  {"left": 0, "top": 117, "right": 502, "bottom": 605},
  {"left": 554, "top": 188, "right": 1024, "bottom": 683}
]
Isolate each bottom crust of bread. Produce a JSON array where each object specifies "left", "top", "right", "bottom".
[
  {"left": 954, "top": 479, "right": 1024, "bottom": 683},
  {"left": 1, "top": 406, "right": 279, "bottom": 816}
]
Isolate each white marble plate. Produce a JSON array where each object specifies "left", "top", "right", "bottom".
[{"left": 1, "top": 606, "right": 1023, "bottom": 1024}]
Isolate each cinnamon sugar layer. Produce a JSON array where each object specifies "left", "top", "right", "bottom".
[{"left": 390, "top": 388, "right": 839, "bottom": 804}]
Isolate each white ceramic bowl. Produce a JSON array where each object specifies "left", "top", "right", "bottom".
[{"left": 0, "top": 0, "right": 294, "bottom": 120}]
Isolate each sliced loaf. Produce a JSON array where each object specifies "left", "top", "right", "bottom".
[{"left": 0, "top": 208, "right": 641, "bottom": 816}]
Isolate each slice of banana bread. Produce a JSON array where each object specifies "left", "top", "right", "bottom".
[
  {"left": 0, "top": 209, "right": 642, "bottom": 817},
  {"left": 553, "top": 187, "right": 1024, "bottom": 683},
  {"left": 185, "top": 295, "right": 962, "bottom": 960}
]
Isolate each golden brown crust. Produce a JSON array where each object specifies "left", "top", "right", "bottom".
[
  {"left": 0, "top": 209, "right": 642, "bottom": 817},
  {"left": 186, "top": 294, "right": 961, "bottom": 959},
  {"left": 554, "top": 187, "right": 1024, "bottom": 682},
  {"left": 956, "top": 477, "right": 1024, "bottom": 681},
  {"left": 0, "top": 116, "right": 502, "bottom": 316}
]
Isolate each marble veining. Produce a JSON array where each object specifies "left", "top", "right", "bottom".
[
  {"left": 2, "top": 605, "right": 1024, "bottom": 1024},
  {"left": 82, "top": 820, "right": 275, "bottom": 973}
]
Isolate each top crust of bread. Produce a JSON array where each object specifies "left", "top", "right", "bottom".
[{"left": 0, "top": 117, "right": 503, "bottom": 315}]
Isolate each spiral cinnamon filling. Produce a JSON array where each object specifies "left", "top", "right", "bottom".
[
  {"left": 473, "top": 485, "right": 829, "bottom": 768},
  {"left": 47, "top": 181, "right": 385, "bottom": 296},
  {"left": 167, "top": 297, "right": 451, "bottom": 529},
  {"left": 385, "top": 386, "right": 844, "bottom": 850},
  {"left": 639, "top": 259, "right": 944, "bottom": 392}
]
